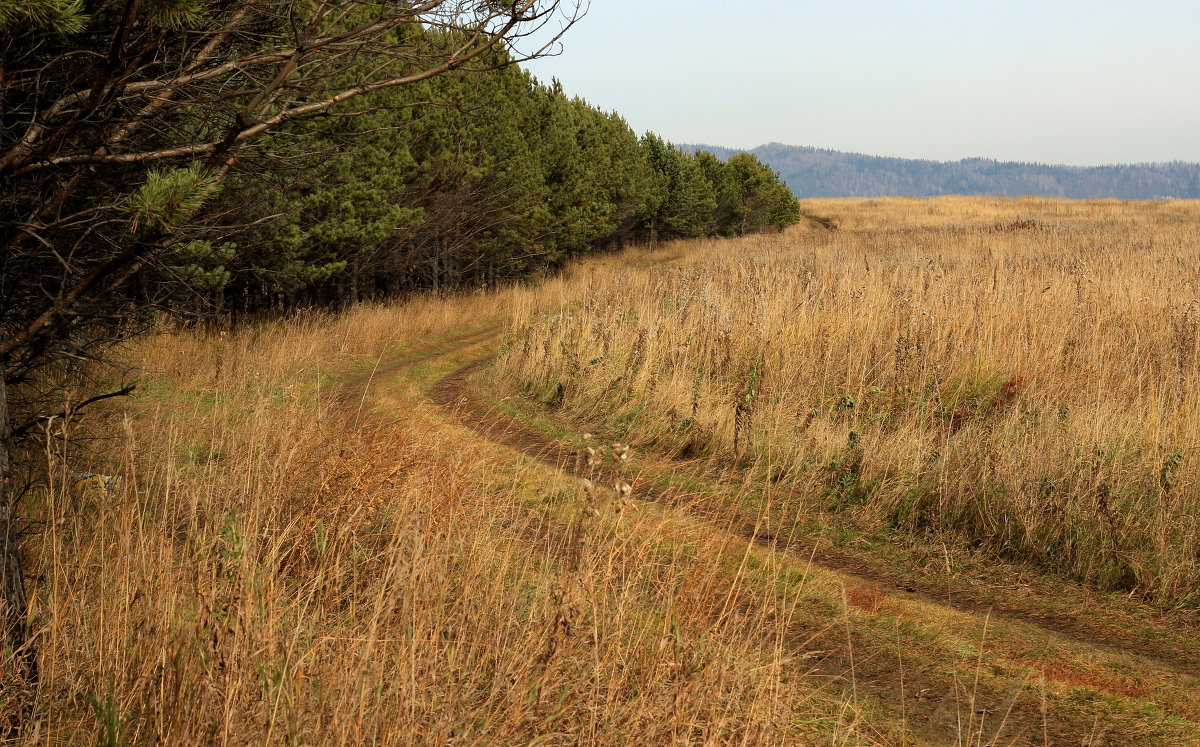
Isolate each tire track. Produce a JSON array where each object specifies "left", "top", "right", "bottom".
[
  {"left": 428, "top": 346, "right": 1200, "bottom": 684},
  {"left": 337, "top": 325, "right": 1200, "bottom": 742}
]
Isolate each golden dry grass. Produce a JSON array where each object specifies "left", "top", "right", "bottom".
[
  {"left": 500, "top": 197, "right": 1200, "bottom": 605},
  {"left": 10, "top": 297, "right": 883, "bottom": 744},
  {"left": 11, "top": 197, "right": 1200, "bottom": 744}
]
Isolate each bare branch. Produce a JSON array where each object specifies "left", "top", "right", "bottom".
[
  {"left": 11, "top": 11, "right": 554, "bottom": 174},
  {"left": 11, "top": 385, "right": 137, "bottom": 439}
]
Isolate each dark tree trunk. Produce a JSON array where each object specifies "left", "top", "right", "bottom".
[{"left": 0, "top": 368, "right": 36, "bottom": 693}]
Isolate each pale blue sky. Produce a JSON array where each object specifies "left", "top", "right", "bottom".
[{"left": 525, "top": 0, "right": 1200, "bottom": 165}]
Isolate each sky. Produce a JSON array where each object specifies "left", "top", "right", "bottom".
[{"left": 523, "top": 0, "right": 1200, "bottom": 166}]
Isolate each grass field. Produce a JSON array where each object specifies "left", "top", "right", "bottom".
[
  {"left": 501, "top": 196, "right": 1200, "bottom": 604},
  {"left": 16, "top": 301, "right": 878, "bottom": 743},
  {"left": 10, "top": 197, "right": 1200, "bottom": 744}
]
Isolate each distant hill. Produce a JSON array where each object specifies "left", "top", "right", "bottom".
[{"left": 681, "top": 142, "right": 1200, "bottom": 199}]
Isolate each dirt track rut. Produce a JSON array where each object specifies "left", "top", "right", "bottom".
[
  {"left": 345, "top": 325, "right": 1200, "bottom": 742},
  {"left": 429, "top": 351, "right": 1200, "bottom": 680}
]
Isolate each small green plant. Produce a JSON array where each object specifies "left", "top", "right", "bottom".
[
  {"left": 733, "top": 358, "right": 763, "bottom": 454},
  {"left": 1159, "top": 449, "right": 1185, "bottom": 498},
  {"left": 89, "top": 693, "right": 126, "bottom": 747}
]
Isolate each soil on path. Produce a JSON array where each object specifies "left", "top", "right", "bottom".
[
  {"left": 433, "top": 354, "right": 1200, "bottom": 681},
  {"left": 343, "top": 325, "right": 1200, "bottom": 744}
]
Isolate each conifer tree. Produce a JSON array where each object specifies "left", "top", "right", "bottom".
[
  {"left": 726, "top": 153, "right": 801, "bottom": 234},
  {"left": 642, "top": 135, "right": 718, "bottom": 241},
  {"left": 0, "top": 0, "right": 581, "bottom": 692}
]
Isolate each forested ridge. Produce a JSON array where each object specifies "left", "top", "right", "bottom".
[{"left": 688, "top": 142, "right": 1200, "bottom": 199}]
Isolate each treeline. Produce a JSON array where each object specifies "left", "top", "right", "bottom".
[
  {"left": 686, "top": 142, "right": 1200, "bottom": 199},
  {"left": 187, "top": 63, "right": 799, "bottom": 313}
]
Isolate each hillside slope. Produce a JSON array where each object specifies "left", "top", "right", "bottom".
[
  {"left": 22, "top": 197, "right": 1200, "bottom": 744},
  {"left": 684, "top": 142, "right": 1200, "bottom": 198}
]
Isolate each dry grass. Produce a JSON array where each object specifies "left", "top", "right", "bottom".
[
  {"left": 499, "top": 197, "right": 1200, "bottom": 606},
  {"left": 11, "top": 197, "right": 1200, "bottom": 744},
  {"left": 10, "top": 295, "right": 878, "bottom": 743}
]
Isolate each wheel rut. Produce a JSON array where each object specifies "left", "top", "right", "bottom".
[
  {"left": 342, "top": 324, "right": 1200, "bottom": 742},
  {"left": 425, "top": 339, "right": 1200, "bottom": 684}
]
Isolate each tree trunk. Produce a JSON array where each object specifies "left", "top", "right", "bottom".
[{"left": 0, "top": 368, "right": 35, "bottom": 687}]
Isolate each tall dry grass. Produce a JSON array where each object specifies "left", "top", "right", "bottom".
[
  {"left": 499, "top": 197, "right": 1200, "bottom": 605},
  {"left": 10, "top": 295, "right": 872, "bottom": 743},
  {"left": 13, "top": 197, "right": 1200, "bottom": 743}
]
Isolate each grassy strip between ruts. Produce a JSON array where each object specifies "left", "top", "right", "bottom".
[{"left": 408, "top": 331, "right": 1200, "bottom": 744}]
